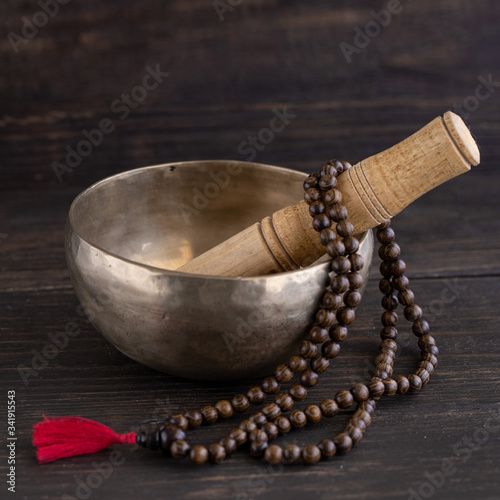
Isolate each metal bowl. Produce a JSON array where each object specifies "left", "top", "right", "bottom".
[{"left": 65, "top": 161, "right": 374, "bottom": 380}]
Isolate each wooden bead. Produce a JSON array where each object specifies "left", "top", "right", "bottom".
[
  {"left": 395, "top": 375, "right": 410, "bottom": 394},
  {"left": 169, "top": 414, "right": 189, "bottom": 431},
  {"left": 335, "top": 390, "right": 354, "bottom": 409},
  {"left": 275, "top": 364, "right": 294, "bottom": 383},
  {"left": 381, "top": 294, "right": 398, "bottom": 311},
  {"left": 299, "top": 340, "right": 318, "bottom": 359},
  {"left": 261, "top": 376, "right": 279, "bottom": 394},
  {"left": 412, "top": 319, "right": 430, "bottom": 337},
  {"left": 326, "top": 239, "right": 345, "bottom": 258},
  {"left": 309, "top": 200, "right": 326, "bottom": 216},
  {"left": 337, "top": 307, "right": 355, "bottom": 325},
  {"left": 415, "top": 368, "right": 430, "bottom": 385},
  {"left": 381, "top": 338, "right": 398, "bottom": 351},
  {"left": 275, "top": 393, "right": 294, "bottom": 411},
  {"left": 376, "top": 227, "right": 395, "bottom": 244},
  {"left": 208, "top": 443, "right": 226, "bottom": 464},
  {"left": 190, "top": 445, "right": 208, "bottom": 465},
  {"left": 419, "top": 361, "right": 435, "bottom": 374},
  {"left": 185, "top": 409, "right": 203, "bottom": 428},
  {"left": 348, "top": 426, "right": 364, "bottom": 445},
  {"left": 261, "top": 422, "right": 279, "bottom": 440},
  {"left": 349, "top": 253, "right": 364, "bottom": 272},
  {"left": 368, "top": 379, "right": 385, "bottom": 399},
  {"left": 289, "top": 355, "right": 307, "bottom": 372},
  {"left": 276, "top": 416, "right": 292, "bottom": 434},
  {"left": 289, "top": 383, "right": 307, "bottom": 401},
  {"left": 392, "top": 275, "right": 409, "bottom": 291},
  {"left": 324, "top": 187, "right": 343, "bottom": 205},
  {"left": 376, "top": 353, "right": 394, "bottom": 366},
  {"left": 330, "top": 275, "right": 350, "bottom": 294},
  {"left": 318, "top": 439, "right": 336, "bottom": 459},
  {"left": 289, "top": 410, "right": 307, "bottom": 428},
  {"left": 300, "top": 369, "right": 318, "bottom": 388},
  {"left": 302, "top": 445, "right": 321, "bottom": 464},
  {"left": 409, "top": 374, "right": 423, "bottom": 392},
  {"left": 350, "top": 383, "right": 370, "bottom": 402},
  {"left": 333, "top": 433, "right": 353, "bottom": 455},
  {"left": 330, "top": 324, "right": 348, "bottom": 342},
  {"left": 247, "top": 386, "right": 266, "bottom": 405},
  {"left": 360, "top": 400, "right": 376, "bottom": 414},
  {"left": 303, "top": 175, "right": 318, "bottom": 190},
  {"left": 391, "top": 259, "right": 406, "bottom": 276},
  {"left": 304, "top": 187, "right": 321, "bottom": 204},
  {"left": 310, "top": 325, "right": 330, "bottom": 342},
  {"left": 159, "top": 424, "right": 186, "bottom": 454},
  {"left": 423, "top": 353, "right": 438, "bottom": 368},
  {"left": 336, "top": 220, "right": 355, "bottom": 237},
  {"left": 170, "top": 439, "right": 190, "bottom": 458},
  {"left": 347, "top": 272, "right": 364, "bottom": 289},
  {"left": 382, "top": 311, "right": 398, "bottom": 326},
  {"left": 418, "top": 334, "right": 436, "bottom": 349},
  {"left": 379, "top": 242, "right": 401, "bottom": 261},
  {"left": 201, "top": 406, "right": 218, "bottom": 425},
  {"left": 379, "top": 278, "right": 393, "bottom": 295},
  {"left": 380, "top": 261, "right": 392, "bottom": 277},
  {"left": 343, "top": 236, "right": 360, "bottom": 254},
  {"left": 350, "top": 416, "right": 367, "bottom": 432},
  {"left": 383, "top": 378, "right": 398, "bottom": 396},
  {"left": 249, "top": 439, "right": 268, "bottom": 458},
  {"left": 319, "top": 174, "right": 337, "bottom": 191},
  {"left": 249, "top": 429, "right": 268, "bottom": 443},
  {"left": 228, "top": 428, "right": 247, "bottom": 446},
  {"left": 322, "top": 340, "right": 341, "bottom": 358},
  {"left": 304, "top": 405, "right": 322, "bottom": 424},
  {"left": 331, "top": 256, "right": 351, "bottom": 274},
  {"left": 311, "top": 355, "right": 330, "bottom": 373},
  {"left": 354, "top": 410, "right": 372, "bottom": 426},
  {"left": 329, "top": 203, "right": 347, "bottom": 221},
  {"left": 398, "top": 289, "right": 415, "bottom": 306},
  {"left": 218, "top": 436, "right": 237, "bottom": 455},
  {"left": 320, "top": 398, "right": 339, "bottom": 417},
  {"left": 239, "top": 419, "right": 257, "bottom": 433},
  {"left": 404, "top": 305, "right": 423, "bottom": 322},
  {"left": 264, "top": 445, "right": 283, "bottom": 464},
  {"left": 283, "top": 444, "right": 301, "bottom": 464},
  {"left": 262, "top": 403, "right": 281, "bottom": 420},
  {"left": 148, "top": 430, "right": 160, "bottom": 451},
  {"left": 313, "top": 214, "right": 330, "bottom": 231},
  {"left": 215, "top": 400, "right": 233, "bottom": 419},
  {"left": 322, "top": 292, "right": 343, "bottom": 309},
  {"left": 381, "top": 326, "right": 398, "bottom": 340},
  {"left": 344, "top": 290, "right": 362, "bottom": 308},
  {"left": 249, "top": 412, "right": 267, "bottom": 427},
  {"left": 319, "top": 228, "right": 337, "bottom": 246}
]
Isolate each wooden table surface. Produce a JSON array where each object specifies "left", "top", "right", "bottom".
[{"left": 1, "top": 1, "right": 499, "bottom": 499}]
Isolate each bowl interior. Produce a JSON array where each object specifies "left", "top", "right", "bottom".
[{"left": 70, "top": 161, "right": 307, "bottom": 271}]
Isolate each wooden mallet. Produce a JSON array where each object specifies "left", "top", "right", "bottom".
[{"left": 178, "top": 112, "right": 480, "bottom": 277}]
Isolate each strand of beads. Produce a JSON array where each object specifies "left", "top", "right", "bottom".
[{"left": 136, "top": 160, "right": 438, "bottom": 465}]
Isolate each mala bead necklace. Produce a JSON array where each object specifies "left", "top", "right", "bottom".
[{"left": 33, "top": 159, "right": 438, "bottom": 465}]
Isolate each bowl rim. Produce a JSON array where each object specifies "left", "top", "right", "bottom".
[{"left": 67, "top": 160, "right": 370, "bottom": 282}]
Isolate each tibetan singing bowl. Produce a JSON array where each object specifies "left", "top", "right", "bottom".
[{"left": 65, "top": 161, "right": 373, "bottom": 380}]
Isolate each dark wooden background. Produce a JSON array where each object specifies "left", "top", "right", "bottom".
[{"left": 1, "top": 1, "right": 499, "bottom": 499}]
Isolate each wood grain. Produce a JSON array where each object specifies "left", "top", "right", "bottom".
[{"left": 1, "top": 0, "right": 500, "bottom": 499}]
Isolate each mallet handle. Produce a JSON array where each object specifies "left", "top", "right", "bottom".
[{"left": 178, "top": 112, "right": 479, "bottom": 276}]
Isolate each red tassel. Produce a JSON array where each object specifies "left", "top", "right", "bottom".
[{"left": 33, "top": 416, "right": 136, "bottom": 464}]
